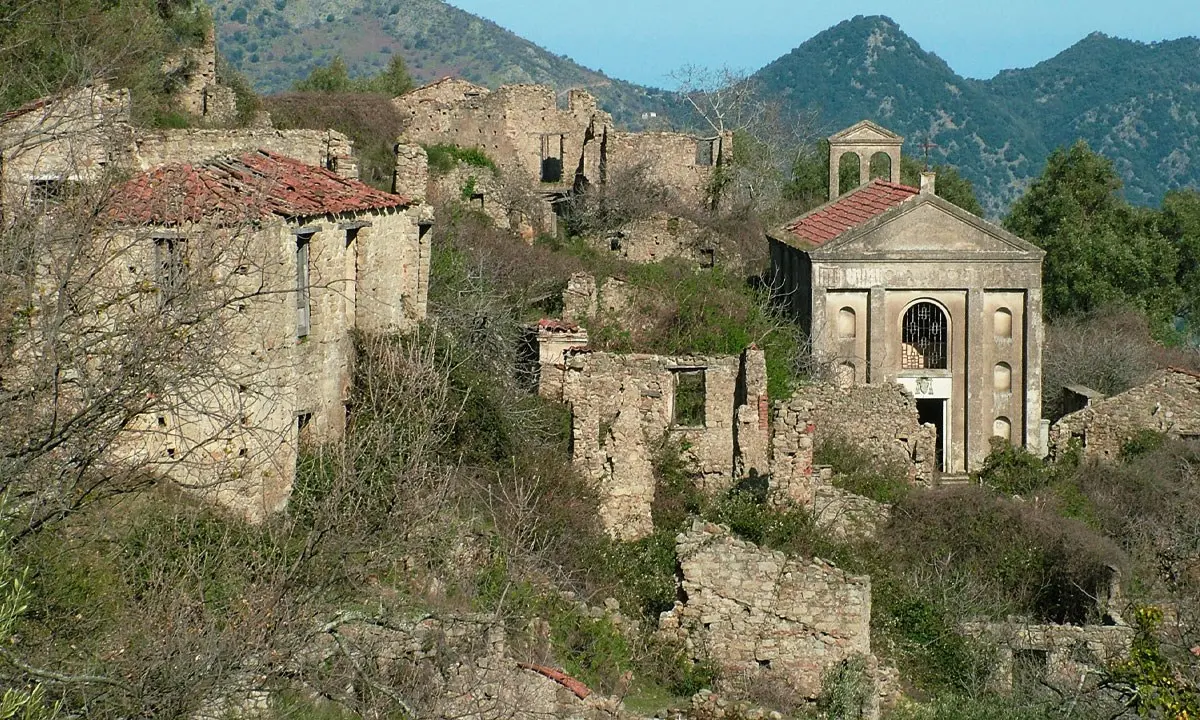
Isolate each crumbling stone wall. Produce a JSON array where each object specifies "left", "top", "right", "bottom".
[
  {"left": 392, "top": 143, "right": 430, "bottom": 202},
  {"left": 1049, "top": 368, "right": 1200, "bottom": 461},
  {"left": 133, "top": 128, "right": 358, "bottom": 179},
  {"left": 0, "top": 84, "right": 134, "bottom": 219},
  {"left": 396, "top": 82, "right": 611, "bottom": 190},
  {"left": 660, "top": 521, "right": 872, "bottom": 698},
  {"left": 791, "top": 382, "right": 936, "bottom": 483},
  {"left": 396, "top": 79, "right": 731, "bottom": 215},
  {"left": 560, "top": 350, "right": 761, "bottom": 540},
  {"left": 166, "top": 26, "right": 238, "bottom": 124},
  {"left": 592, "top": 213, "right": 723, "bottom": 266},
  {"left": 607, "top": 131, "right": 732, "bottom": 209},
  {"left": 962, "top": 621, "right": 1133, "bottom": 693},
  {"left": 770, "top": 399, "right": 889, "bottom": 538}
]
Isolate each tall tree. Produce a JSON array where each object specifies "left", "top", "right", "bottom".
[{"left": 1004, "top": 141, "right": 1181, "bottom": 325}]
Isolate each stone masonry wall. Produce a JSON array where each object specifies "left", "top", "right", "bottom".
[
  {"left": 962, "top": 621, "right": 1133, "bottom": 693},
  {"left": 1049, "top": 368, "right": 1200, "bottom": 462},
  {"left": 561, "top": 351, "right": 752, "bottom": 540},
  {"left": 791, "top": 382, "right": 936, "bottom": 483},
  {"left": 590, "top": 213, "right": 723, "bottom": 266},
  {"left": 133, "top": 128, "right": 358, "bottom": 179},
  {"left": 659, "top": 521, "right": 872, "bottom": 698}
]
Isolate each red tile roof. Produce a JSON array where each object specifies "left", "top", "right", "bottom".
[
  {"left": 537, "top": 318, "right": 582, "bottom": 333},
  {"left": 782, "top": 180, "right": 920, "bottom": 247},
  {"left": 105, "top": 150, "right": 411, "bottom": 227}
]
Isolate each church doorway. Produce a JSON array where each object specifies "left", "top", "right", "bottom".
[{"left": 916, "top": 398, "right": 946, "bottom": 472}]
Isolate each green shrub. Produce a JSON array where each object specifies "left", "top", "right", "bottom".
[
  {"left": 815, "top": 435, "right": 911, "bottom": 504},
  {"left": 424, "top": 143, "right": 498, "bottom": 176},
  {"left": 973, "top": 438, "right": 1053, "bottom": 496},
  {"left": 1120, "top": 428, "right": 1167, "bottom": 460}
]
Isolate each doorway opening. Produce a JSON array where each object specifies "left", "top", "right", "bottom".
[{"left": 916, "top": 398, "right": 945, "bottom": 472}]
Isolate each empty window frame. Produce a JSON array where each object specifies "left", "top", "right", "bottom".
[
  {"left": 671, "top": 368, "right": 706, "bottom": 427},
  {"left": 296, "top": 233, "right": 312, "bottom": 338},
  {"left": 695, "top": 138, "right": 717, "bottom": 167},
  {"left": 154, "top": 236, "right": 186, "bottom": 307},
  {"left": 540, "top": 134, "right": 565, "bottom": 182}
]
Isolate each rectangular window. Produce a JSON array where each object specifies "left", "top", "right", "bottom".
[
  {"left": 671, "top": 368, "right": 707, "bottom": 428},
  {"left": 296, "top": 234, "right": 311, "bottom": 338},
  {"left": 695, "top": 139, "right": 716, "bottom": 167},
  {"left": 154, "top": 237, "right": 186, "bottom": 307}
]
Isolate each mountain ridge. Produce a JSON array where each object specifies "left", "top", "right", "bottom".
[{"left": 210, "top": 2, "right": 1200, "bottom": 214}]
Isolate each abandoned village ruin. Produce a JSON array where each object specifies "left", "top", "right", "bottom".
[{"left": 3, "top": 22, "right": 1199, "bottom": 717}]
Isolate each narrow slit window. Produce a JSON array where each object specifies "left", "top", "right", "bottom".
[
  {"left": 296, "top": 234, "right": 312, "bottom": 338},
  {"left": 154, "top": 236, "right": 186, "bottom": 307}
]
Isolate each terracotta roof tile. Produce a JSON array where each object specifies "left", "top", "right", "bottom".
[
  {"left": 537, "top": 318, "right": 581, "bottom": 333},
  {"left": 782, "top": 180, "right": 920, "bottom": 246},
  {"left": 104, "top": 150, "right": 411, "bottom": 227}
]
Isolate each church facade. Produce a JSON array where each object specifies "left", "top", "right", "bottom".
[{"left": 769, "top": 121, "right": 1045, "bottom": 475}]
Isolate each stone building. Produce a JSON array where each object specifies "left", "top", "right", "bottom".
[
  {"left": 1, "top": 83, "right": 359, "bottom": 223},
  {"left": 769, "top": 121, "right": 1045, "bottom": 475},
  {"left": 962, "top": 621, "right": 1133, "bottom": 693},
  {"left": 0, "top": 85, "right": 134, "bottom": 220},
  {"left": 552, "top": 347, "right": 770, "bottom": 540},
  {"left": 1048, "top": 368, "right": 1200, "bottom": 461},
  {"left": 660, "top": 521, "right": 874, "bottom": 700},
  {"left": 97, "top": 149, "right": 433, "bottom": 519},
  {"left": 393, "top": 78, "right": 730, "bottom": 222}
]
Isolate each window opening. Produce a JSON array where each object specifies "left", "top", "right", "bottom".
[
  {"left": 540, "top": 133, "right": 565, "bottom": 182},
  {"left": 296, "top": 234, "right": 312, "bottom": 338},
  {"left": 901, "top": 302, "right": 948, "bottom": 370},
  {"left": 154, "top": 237, "right": 186, "bottom": 307},
  {"left": 695, "top": 138, "right": 716, "bottom": 166},
  {"left": 698, "top": 248, "right": 715, "bottom": 269},
  {"left": 672, "top": 369, "right": 706, "bottom": 427}
]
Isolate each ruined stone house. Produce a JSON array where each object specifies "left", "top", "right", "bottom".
[
  {"left": 660, "top": 521, "right": 879, "bottom": 702},
  {"left": 769, "top": 120, "right": 1045, "bottom": 475},
  {"left": 1, "top": 83, "right": 360, "bottom": 223},
  {"left": 546, "top": 347, "right": 770, "bottom": 541},
  {"left": 91, "top": 149, "right": 433, "bottom": 519},
  {"left": 1048, "top": 367, "right": 1200, "bottom": 461},
  {"left": 393, "top": 78, "right": 731, "bottom": 229}
]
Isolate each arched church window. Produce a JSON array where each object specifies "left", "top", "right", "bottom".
[{"left": 901, "top": 302, "right": 948, "bottom": 370}]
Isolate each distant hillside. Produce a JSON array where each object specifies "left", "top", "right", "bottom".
[
  {"left": 980, "top": 32, "right": 1200, "bottom": 206},
  {"left": 205, "top": 0, "right": 673, "bottom": 127},
  {"left": 754, "top": 16, "right": 1200, "bottom": 215}
]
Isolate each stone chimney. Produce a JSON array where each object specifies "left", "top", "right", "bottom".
[{"left": 920, "top": 171, "right": 936, "bottom": 195}]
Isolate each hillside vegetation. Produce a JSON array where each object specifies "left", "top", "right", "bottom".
[
  {"left": 204, "top": 0, "right": 674, "bottom": 126},
  {"left": 754, "top": 15, "right": 1200, "bottom": 216}
]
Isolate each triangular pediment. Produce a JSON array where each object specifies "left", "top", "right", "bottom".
[
  {"left": 811, "top": 195, "right": 1044, "bottom": 261},
  {"left": 828, "top": 119, "right": 903, "bottom": 145}
]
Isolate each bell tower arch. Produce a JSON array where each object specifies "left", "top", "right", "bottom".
[{"left": 827, "top": 120, "right": 904, "bottom": 201}]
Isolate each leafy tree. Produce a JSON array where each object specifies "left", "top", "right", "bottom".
[
  {"left": 358, "top": 54, "right": 413, "bottom": 97},
  {"left": 293, "top": 56, "right": 352, "bottom": 92},
  {"left": 292, "top": 54, "right": 413, "bottom": 97},
  {"left": 1004, "top": 141, "right": 1182, "bottom": 325},
  {"left": 1160, "top": 189, "right": 1200, "bottom": 322}
]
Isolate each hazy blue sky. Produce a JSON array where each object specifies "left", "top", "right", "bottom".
[{"left": 444, "top": 1, "right": 1200, "bottom": 88}]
